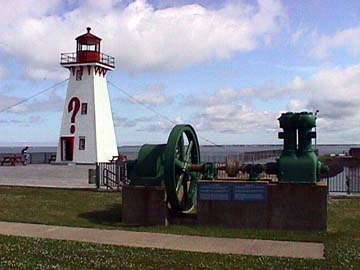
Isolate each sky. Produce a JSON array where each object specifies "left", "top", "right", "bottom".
[{"left": 0, "top": 0, "right": 360, "bottom": 146}]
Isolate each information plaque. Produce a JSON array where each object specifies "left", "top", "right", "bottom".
[
  {"left": 198, "top": 184, "right": 232, "bottom": 201},
  {"left": 233, "top": 184, "right": 268, "bottom": 203}
]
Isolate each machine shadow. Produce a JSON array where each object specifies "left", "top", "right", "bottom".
[{"left": 78, "top": 203, "right": 122, "bottom": 227}]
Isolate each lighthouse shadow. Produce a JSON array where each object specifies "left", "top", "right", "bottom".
[{"left": 78, "top": 203, "right": 123, "bottom": 227}]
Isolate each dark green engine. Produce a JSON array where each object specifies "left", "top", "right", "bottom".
[
  {"left": 126, "top": 111, "right": 328, "bottom": 213},
  {"left": 127, "top": 125, "right": 200, "bottom": 212},
  {"left": 272, "top": 112, "right": 328, "bottom": 183}
]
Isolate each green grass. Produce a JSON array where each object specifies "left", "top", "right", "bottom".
[
  {"left": 0, "top": 187, "right": 324, "bottom": 242},
  {"left": 0, "top": 236, "right": 327, "bottom": 270},
  {"left": 0, "top": 187, "right": 123, "bottom": 228},
  {"left": 0, "top": 187, "right": 359, "bottom": 269}
]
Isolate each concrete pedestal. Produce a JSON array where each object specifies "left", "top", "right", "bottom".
[
  {"left": 197, "top": 181, "right": 327, "bottom": 231},
  {"left": 122, "top": 185, "right": 168, "bottom": 226}
]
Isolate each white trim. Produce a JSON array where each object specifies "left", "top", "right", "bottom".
[{"left": 61, "top": 62, "right": 114, "bottom": 70}]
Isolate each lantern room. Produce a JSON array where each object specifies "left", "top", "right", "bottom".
[
  {"left": 60, "top": 27, "right": 115, "bottom": 69},
  {"left": 76, "top": 27, "right": 101, "bottom": 63}
]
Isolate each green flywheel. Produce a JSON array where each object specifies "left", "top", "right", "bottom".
[{"left": 164, "top": 125, "right": 201, "bottom": 212}]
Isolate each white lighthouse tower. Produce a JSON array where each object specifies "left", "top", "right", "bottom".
[{"left": 56, "top": 27, "right": 118, "bottom": 164}]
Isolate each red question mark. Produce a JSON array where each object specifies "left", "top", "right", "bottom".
[{"left": 68, "top": 97, "right": 81, "bottom": 134}]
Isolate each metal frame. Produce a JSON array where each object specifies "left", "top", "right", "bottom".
[{"left": 61, "top": 52, "right": 115, "bottom": 68}]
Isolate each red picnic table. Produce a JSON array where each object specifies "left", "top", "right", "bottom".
[{"left": 1, "top": 156, "right": 25, "bottom": 166}]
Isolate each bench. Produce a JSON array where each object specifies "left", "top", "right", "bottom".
[
  {"left": 48, "top": 155, "right": 56, "bottom": 163},
  {"left": 1, "top": 156, "right": 25, "bottom": 166}
]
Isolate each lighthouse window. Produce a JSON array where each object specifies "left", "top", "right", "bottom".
[
  {"left": 81, "top": 103, "right": 88, "bottom": 115},
  {"left": 81, "top": 44, "right": 96, "bottom": 51},
  {"left": 76, "top": 70, "right": 82, "bottom": 80},
  {"left": 79, "top": 137, "right": 86, "bottom": 150}
]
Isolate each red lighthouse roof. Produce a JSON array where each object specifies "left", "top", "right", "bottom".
[{"left": 76, "top": 27, "right": 102, "bottom": 44}]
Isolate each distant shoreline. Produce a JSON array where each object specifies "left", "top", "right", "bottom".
[{"left": 0, "top": 144, "right": 359, "bottom": 156}]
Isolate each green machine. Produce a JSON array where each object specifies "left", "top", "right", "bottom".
[
  {"left": 127, "top": 125, "right": 201, "bottom": 212},
  {"left": 274, "top": 111, "right": 328, "bottom": 183},
  {"left": 127, "top": 112, "right": 328, "bottom": 212}
]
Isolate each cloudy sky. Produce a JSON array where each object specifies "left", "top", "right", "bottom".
[{"left": 0, "top": 0, "right": 360, "bottom": 146}]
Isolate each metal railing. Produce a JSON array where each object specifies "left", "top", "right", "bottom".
[
  {"left": 103, "top": 168, "right": 119, "bottom": 191},
  {"left": 0, "top": 149, "right": 281, "bottom": 166},
  {"left": 326, "top": 167, "right": 360, "bottom": 194},
  {"left": 217, "top": 170, "right": 278, "bottom": 181},
  {"left": 60, "top": 52, "right": 115, "bottom": 67},
  {"left": 95, "top": 161, "right": 360, "bottom": 194},
  {"left": 201, "top": 150, "right": 282, "bottom": 164},
  {"left": 100, "top": 52, "right": 115, "bottom": 67},
  {"left": 96, "top": 161, "right": 128, "bottom": 190}
]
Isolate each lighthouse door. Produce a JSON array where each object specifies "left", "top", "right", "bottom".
[{"left": 61, "top": 137, "right": 74, "bottom": 161}]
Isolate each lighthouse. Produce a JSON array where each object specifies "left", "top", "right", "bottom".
[{"left": 56, "top": 27, "right": 118, "bottom": 164}]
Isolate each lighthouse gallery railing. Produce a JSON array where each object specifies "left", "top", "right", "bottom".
[{"left": 60, "top": 52, "right": 115, "bottom": 67}]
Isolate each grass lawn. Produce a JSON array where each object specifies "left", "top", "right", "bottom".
[
  {"left": 0, "top": 187, "right": 359, "bottom": 269},
  {"left": 0, "top": 236, "right": 327, "bottom": 270},
  {"left": 0, "top": 187, "right": 324, "bottom": 241}
]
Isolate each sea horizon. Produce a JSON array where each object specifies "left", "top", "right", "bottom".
[{"left": 1, "top": 144, "right": 359, "bottom": 157}]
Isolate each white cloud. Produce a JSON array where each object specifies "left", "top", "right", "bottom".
[
  {"left": 290, "top": 65, "right": 360, "bottom": 102},
  {"left": 287, "top": 99, "right": 307, "bottom": 111},
  {"left": 0, "top": 116, "right": 46, "bottom": 126},
  {"left": 0, "top": 0, "right": 286, "bottom": 79},
  {"left": 183, "top": 86, "right": 278, "bottom": 133},
  {"left": 118, "top": 83, "right": 173, "bottom": 107},
  {"left": 288, "top": 76, "right": 305, "bottom": 91},
  {"left": 0, "top": 90, "right": 64, "bottom": 114},
  {"left": 113, "top": 115, "right": 137, "bottom": 128},
  {"left": 188, "top": 88, "right": 245, "bottom": 106},
  {"left": 291, "top": 27, "right": 307, "bottom": 44},
  {"left": 184, "top": 82, "right": 283, "bottom": 107},
  {"left": 132, "top": 88, "right": 173, "bottom": 106},
  {"left": 195, "top": 104, "right": 276, "bottom": 133},
  {"left": 0, "top": 119, "right": 24, "bottom": 124},
  {"left": 309, "top": 26, "right": 360, "bottom": 59},
  {"left": 0, "top": 0, "right": 62, "bottom": 22},
  {"left": 185, "top": 64, "right": 360, "bottom": 138},
  {"left": 28, "top": 116, "right": 45, "bottom": 124},
  {"left": 284, "top": 65, "right": 360, "bottom": 140},
  {"left": 0, "top": 65, "right": 8, "bottom": 80},
  {"left": 136, "top": 116, "right": 184, "bottom": 132},
  {"left": 0, "top": 94, "right": 23, "bottom": 112},
  {"left": 25, "top": 67, "right": 68, "bottom": 81},
  {"left": 120, "top": 83, "right": 172, "bottom": 107}
]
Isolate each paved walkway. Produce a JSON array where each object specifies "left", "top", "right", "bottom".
[
  {"left": 0, "top": 221, "right": 324, "bottom": 259},
  {"left": 0, "top": 164, "right": 94, "bottom": 189}
]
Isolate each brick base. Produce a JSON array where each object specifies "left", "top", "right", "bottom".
[
  {"left": 197, "top": 181, "right": 327, "bottom": 231},
  {"left": 122, "top": 185, "right": 168, "bottom": 226}
]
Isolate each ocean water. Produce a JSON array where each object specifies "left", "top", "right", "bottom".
[{"left": 0, "top": 144, "right": 358, "bottom": 157}]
